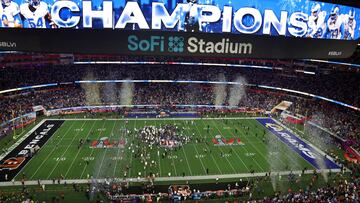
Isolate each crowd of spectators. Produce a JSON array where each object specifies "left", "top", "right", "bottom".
[
  {"left": 1, "top": 171, "right": 357, "bottom": 202},
  {"left": 0, "top": 63, "right": 359, "bottom": 106},
  {"left": 263, "top": 176, "right": 359, "bottom": 202}
]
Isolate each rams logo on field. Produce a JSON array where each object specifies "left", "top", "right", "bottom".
[
  {"left": 0, "top": 157, "right": 26, "bottom": 171},
  {"left": 265, "top": 123, "right": 284, "bottom": 132}
]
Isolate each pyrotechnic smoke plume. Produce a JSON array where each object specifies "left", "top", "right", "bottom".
[
  {"left": 119, "top": 80, "right": 134, "bottom": 106},
  {"left": 214, "top": 73, "right": 227, "bottom": 108},
  {"left": 81, "top": 71, "right": 101, "bottom": 105},
  {"left": 103, "top": 82, "right": 117, "bottom": 104},
  {"left": 306, "top": 112, "right": 331, "bottom": 182},
  {"left": 228, "top": 76, "right": 247, "bottom": 107}
]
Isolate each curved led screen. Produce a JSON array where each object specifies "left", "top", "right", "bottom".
[{"left": 0, "top": 0, "right": 359, "bottom": 40}]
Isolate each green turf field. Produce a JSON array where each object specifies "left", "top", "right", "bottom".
[{"left": 15, "top": 117, "right": 316, "bottom": 181}]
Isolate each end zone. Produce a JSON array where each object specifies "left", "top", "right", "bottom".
[
  {"left": 256, "top": 118, "right": 340, "bottom": 170},
  {"left": 0, "top": 120, "right": 64, "bottom": 181}
]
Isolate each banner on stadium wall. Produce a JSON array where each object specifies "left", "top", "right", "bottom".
[{"left": 0, "top": 0, "right": 358, "bottom": 58}]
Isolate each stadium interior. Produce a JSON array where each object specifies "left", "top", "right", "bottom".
[{"left": 0, "top": 0, "right": 360, "bottom": 202}]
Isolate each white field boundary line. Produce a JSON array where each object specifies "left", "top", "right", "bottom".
[
  {"left": 79, "top": 120, "right": 108, "bottom": 178},
  {"left": 29, "top": 121, "right": 75, "bottom": 179},
  {"left": 272, "top": 118, "right": 344, "bottom": 169},
  {"left": 181, "top": 120, "right": 210, "bottom": 175},
  {"left": 0, "top": 169, "right": 342, "bottom": 186},
  {"left": 46, "top": 121, "right": 89, "bottom": 179},
  {"left": 241, "top": 119, "right": 303, "bottom": 170},
  {"left": 203, "top": 119, "right": 248, "bottom": 173},
  {"left": 64, "top": 121, "right": 97, "bottom": 178},
  {"left": 190, "top": 121, "right": 223, "bottom": 174},
  {"left": 255, "top": 118, "right": 324, "bottom": 172},
  {"left": 210, "top": 119, "right": 261, "bottom": 172},
  {"left": 172, "top": 118, "right": 193, "bottom": 176},
  {"left": 192, "top": 128, "right": 223, "bottom": 174},
  {"left": 46, "top": 117, "right": 268, "bottom": 121},
  {"left": 112, "top": 120, "right": 125, "bottom": 177},
  {"left": 14, "top": 120, "right": 67, "bottom": 180},
  {"left": 157, "top": 119, "right": 177, "bottom": 176},
  {"left": 128, "top": 118, "right": 137, "bottom": 178},
  {"left": 0, "top": 120, "right": 46, "bottom": 160}
]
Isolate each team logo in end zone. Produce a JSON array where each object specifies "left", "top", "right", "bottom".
[
  {"left": 212, "top": 135, "right": 244, "bottom": 146},
  {"left": 0, "top": 157, "right": 26, "bottom": 171},
  {"left": 264, "top": 122, "right": 316, "bottom": 159},
  {"left": 90, "top": 137, "right": 126, "bottom": 149},
  {"left": 264, "top": 123, "right": 284, "bottom": 132}
]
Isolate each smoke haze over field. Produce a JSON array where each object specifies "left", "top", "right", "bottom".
[
  {"left": 119, "top": 80, "right": 134, "bottom": 106},
  {"left": 228, "top": 76, "right": 247, "bottom": 107},
  {"left": 214, "top": 73, "right": 227, "bottom": 108}
]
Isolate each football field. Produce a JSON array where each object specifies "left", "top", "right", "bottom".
[{"left": 5, "top": 117, "right": 341, "bottom": 182}]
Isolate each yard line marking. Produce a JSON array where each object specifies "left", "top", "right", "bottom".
[
  {"left": 64, "top": 120, "right": 97, "bottom": 178},
  {"left": 247, "top": 119, "right": 304, "bottom": 169},
  {"left": 172, "top": 118, "right": 193, "bottom": 176},
  {"left": 30, "top": 121, "right": 75, "bottom": 179},
  {"left": 112, "top": 120, "right": 126, "bottom": 177},
  {"left": 253, "top": 119, "right": 314, "bottom": 170},
  {"left": 157, "top": 120, "right": 178, "bottom": 176},
  {"left": 210, "top": 119, "right": 255, "bottom": 171},
  {"left": 170, "top": 150, "right": 178, "bottom": 176},
  {"left": 192, "top": 121, "right": 223, "bottom": 175},
  {"left": 203, "top": 120, "right": 244, "bottom": 172},
  {"left": 80, "top": 120, "right": 108, "bottom": 179},
  {"left": 180, "top": 120, "right": 208, "bottom": 175},
  {"left": 272, "top": 118, "right": 338, "bottom": 164},
  {"left": 212, "top": 119, "right": 264, "bottom": 171},
  {"left": 156, "top": 119, "right": 178, "bottom": 176},
  {"left": 195, "top": 120, "right": 237, "bottom": 174},
  {"left": 156, "top": 121, "right": 163, "bottom": 177},
  {"left": 216, "top": 120, "right": 265, "bottom": 171},
  {"left": 243, "top": 119, "right": 305, "bottom": 170},
  {"left": 159, "top": 120, "right": 178, "bottom": 176},
  {"left": 152, "top": 119, "right": 161, "bottom": 176},
  {"left": 96, "top": 120, "right": 117, "bottom": 178},
  {"left": 46, "top": 121, "right": 88, "bottom": 179},
  {"left": 127, "top": 118, "right": 136, "bottom": 178}
]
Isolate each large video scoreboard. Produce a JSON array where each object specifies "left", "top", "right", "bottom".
[{"left": 0, "top": 0, "right": 359, "bottom": 58}]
